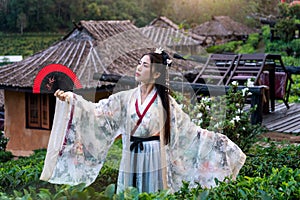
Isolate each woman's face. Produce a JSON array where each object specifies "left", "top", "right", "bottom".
[{"left": 135, "top": 55, "right": 160, "bottom": 83}]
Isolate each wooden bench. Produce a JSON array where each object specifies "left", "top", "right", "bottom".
[
  {"left": 173, "top": 53, "right": 294, "bottom": 121},
  {"left": 192, "top": 53, "right": 238, "bottom": 85},
  {"left": 225, "top": 53, "right": 293, "bottom": 111}
]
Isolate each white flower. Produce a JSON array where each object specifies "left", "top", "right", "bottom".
[
  {"left": 246, "top": 78, "right": 255, "bottom": 87},
  {"left": 232, "top": 81, "right": 238, "bottom": 86},
  {"left": 236, "top": 109, "right": 243, "bottom": 114},
  {"left": 205, "top": 105, "right": 210, "bottom": 111},
  {"left": 233, "top": 116, "right": 241, "bottom": 122},
  {"left": 167, "top": 59, "right": 172, "bottom": 65},
  {"left": 155, "top": 47, "right": 164, "bottom": 54},
  {"left": 196, "top": 112, "right": 203, "bottom": 118},
  {"left": 202, "top": 97, "right": 211, "bottom": 103},
  {"left": 242, "top": 88, "right": 249, "bottom": 96}
]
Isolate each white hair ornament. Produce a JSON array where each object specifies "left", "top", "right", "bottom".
[{"left": 154, "top": 47, "right": 164, "bottom": 54}]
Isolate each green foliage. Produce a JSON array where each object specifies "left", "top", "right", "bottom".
[
  {"left": 274, "top": 18, "right": 297, "bottom": 43},
  {"left": 0, "top": 131, "right": 9, "bottom": 151},
  {"left": 235, "top": 33, "right": 260, "bottom": 54},
  {"left": 176, "top": 81, "right": 264, "bottom": 152},
  {"left": 290, "top": 4, "right": 300, "bottom": 19},
  {"left": 206, "top": 41, "right": 242, "bottom": 54},
  {"left": 240, "top": 142, "right": 300, "bottom": 177},
  {"left": 0, "top": 138, "right": 300, "bottom": 199},
  {"left": 0, "top": 33, "right": 62, "bottom": 58},
  {"left": 245, "top": 33, "right": 260, "bottom": 48},
  {"left": 206, "top": 33, "right": 260, "bottom": 54},
  {"left": 0, "top": 149, "right": 47, "bottom": 193},
  {"left": 262, "top": 25, "right": 271, "bottom": 42},
  {"left": 290, "top": 74, "right": 300, "bottom": 103},
  {"left": 0, "top": 0, "right": 163, "bottom": 32},
  {"left": 290, "top": 39, "right": 300, "bottom": 57},
  {"left": 0, "top": 151, "right": 13, "bottom": 162},
  {"left": 2, "top": 165, "right": 298, "bottom": 200}
]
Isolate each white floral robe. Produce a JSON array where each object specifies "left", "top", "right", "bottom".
[{"left": 40, "top": 87, "right": 246, "bottom": 193}]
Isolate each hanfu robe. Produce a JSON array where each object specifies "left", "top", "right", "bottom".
[{"left": 40, "top": 86, "right": 246, "bottom": 193}]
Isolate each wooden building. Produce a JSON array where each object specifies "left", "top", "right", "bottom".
[
  {"left": 143, "top": 16, "right": 206, "bottom": 55},
  {"left": 191, "top": 16, "right": 256, "bottom": 47}
]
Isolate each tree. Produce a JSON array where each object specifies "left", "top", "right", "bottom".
[
  {"left": 274, "top": 3, "right": 297, "bottom": 42},
  {"left": 17, "top": 12, "right": 27, "bottom": 34}
]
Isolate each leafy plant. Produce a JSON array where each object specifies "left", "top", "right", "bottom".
[
  {"left": 0, "top": 131, "right": 9, "bottom": 151},
  {"left": 240, "top": 141, "right": 300, "bottom": 177},
  {"left": 175, "top": 80, "right": 265, "bottom": 151},
  {"left": 0, "top": 137, "right": 300, "bottom": 198},
  {"left": 0, "top": 151, "right": 13, "bottom": 162},
  {"left": 206, "top": 40, "right": 242, "bottom": 54}
]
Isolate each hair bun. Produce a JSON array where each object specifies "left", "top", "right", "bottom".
[
  {"left": 162, "top": 51, "right": 172, "bottom": 67},
  {"left": 154, "top": 47, "right": 172, "bottom": 67}
]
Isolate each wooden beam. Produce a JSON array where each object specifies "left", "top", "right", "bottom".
[{"left": 286, "top": 66, "right": 300, "bottom": 75}]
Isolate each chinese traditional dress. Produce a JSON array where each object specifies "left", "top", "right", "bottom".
[{"left": 40, "top": 86, "right": 246, "bottom": 193}]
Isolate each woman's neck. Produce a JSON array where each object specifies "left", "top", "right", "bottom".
[{"left": 139, "top": 83, "right": 155, "bottom": 104}]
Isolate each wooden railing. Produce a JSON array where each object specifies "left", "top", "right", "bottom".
[{"left": 93, "top": 73, "right": 267, "bottom": 124}]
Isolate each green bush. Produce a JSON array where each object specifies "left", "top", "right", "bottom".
[
  {"left": 0, "top": 131, "right": 9, "bottom": 151},
  {"left": 0, "top": 166, "right": 299, "bottom": 199},
  {"left": 289, "top": 74, "right": 300, "bottom": 103},
  {"left": 176, "top": 81, "right": 265, "bottom": 152},
  {"left": 246, "top": 33, "right": 260, "bottom": 48},
  {"left": 206, "top": 41, "right": 242, "bottom": 54},
  {"left": 0, "top": 149, "right": 47, "bottom": 193},
  {"left": 0, "top": 151, "right": 13, "bottom": 162},
  {"left": 0, "top": 135, "right": 299, "bottom": 199},
  {"left": 290, "top": 39, "right": 300, "bottom": 57},
  {"left": 235, "top": 43, "right": 256, "bottom": 54},
  {"left": 240, "top": 142, "right": 300, "bottom": 177},
  {"left": 0, "top": 33, "right": 62, "bottom": 58}
]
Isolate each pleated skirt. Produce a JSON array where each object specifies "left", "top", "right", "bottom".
[{"left": 117, "top": 136, "right": 163, "bottom": 193}]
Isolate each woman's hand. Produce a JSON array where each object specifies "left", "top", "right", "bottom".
[{"left": 54, "top": 89, "right": 72, "bottom": 103}]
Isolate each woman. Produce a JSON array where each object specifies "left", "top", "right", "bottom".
[{"left": 40, "top": 48, "right": 246, "bottom": 194}]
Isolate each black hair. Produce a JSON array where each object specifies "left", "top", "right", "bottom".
[{"left": 145, "top": 51, "right": 171, "bottom": 145}]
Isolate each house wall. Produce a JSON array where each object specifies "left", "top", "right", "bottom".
[
  {"left": 4, "top": 90, "right": 50, "bottom": 156},
  {"left": 3, "top": 89, "right": 112, "bottom": 156}
]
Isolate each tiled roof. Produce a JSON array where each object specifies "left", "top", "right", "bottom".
[
  {"left": 149, "top": 16, "right": 179, "bottom": 30},
  {"left": 148, "top": 16, "right": 205, "bottom": 43},
  {"left": 191, "top": 16, "right": 256, "bottom": 37},
  {"left": 140, "top": 26, "right": 201, "bottom": 46},
  {"left": 0, "top": 20, "right": 200, "bottom": 90}
]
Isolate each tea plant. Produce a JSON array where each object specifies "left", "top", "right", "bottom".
[
  {"left": 0, "top": 139, "right": 299, "bottom": 199},
  {"left": 0, "top": 131, "right": 13, "bottom": 162}
]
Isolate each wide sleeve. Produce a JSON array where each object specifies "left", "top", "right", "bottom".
[
  {"left": 166, "top": 97, "right": 246, "bottom": 191},
  {"left": 40, "top": 91, "right": 126, "bottom": 187}
]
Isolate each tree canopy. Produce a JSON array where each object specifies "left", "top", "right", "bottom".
[{"left": 0, "top": 0, "right": 284, "bottom": 33}]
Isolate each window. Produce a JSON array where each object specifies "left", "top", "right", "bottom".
[{"left": 26, "top": 93, "right": 55, "bottom": 129}]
